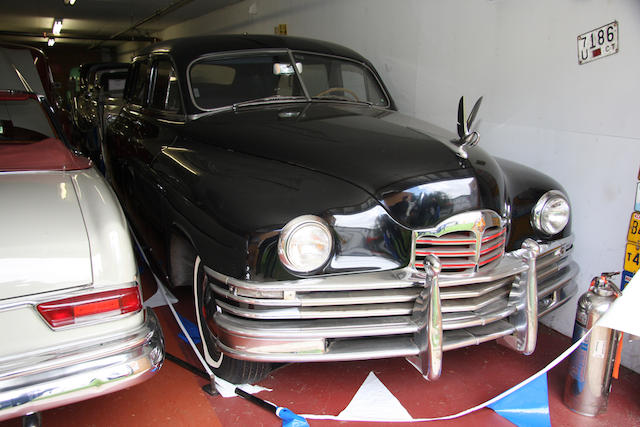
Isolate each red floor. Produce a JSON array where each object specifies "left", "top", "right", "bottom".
[{"left": 3, "top": 271, "right": 640, "bottom": 426}]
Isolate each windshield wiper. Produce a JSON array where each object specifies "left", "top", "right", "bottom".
[
  {"left": 311, "top": 95, "right": 373, "bottom": 106},
  {"left": 232, "top": 95, "right": 306, "bottom": 110}
]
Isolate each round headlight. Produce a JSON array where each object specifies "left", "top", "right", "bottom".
[
  {"left": 532, "top": 190, "right": 570, "bottom": 235},
  {"left": 278, "top": 215, "right": 333, "bottom": 273}
]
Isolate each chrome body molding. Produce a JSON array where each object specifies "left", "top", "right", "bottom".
[
  {"left": 0, "top": 309, "right": 164, "bottom": 422},
  {"left": 204, "top": 235, "right": 577, "bottom": 371}
]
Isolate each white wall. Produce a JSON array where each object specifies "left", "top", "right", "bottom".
[{"left": 159, "top": 0, "right": 640, "bottom": 371}]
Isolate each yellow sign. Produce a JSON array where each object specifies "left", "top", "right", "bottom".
[
  {"left": 628, "top": 212, "right": 640, "bottom": 245},
  {"left": 624, "top": 242, "right": 640, "bottom": 274}
]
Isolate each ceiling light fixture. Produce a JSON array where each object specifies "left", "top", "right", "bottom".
[
  {"left": 63, "top": 0, "right": 76, "bottom": 5},
  {"left": 52, "top": 19, "right": 63, "bottom": 36},
  {"left": 48, "top": 38, "right": 56, "bottom": 47}
]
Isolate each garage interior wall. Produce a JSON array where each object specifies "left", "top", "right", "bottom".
[{"left": 158, "top": 0, "right": 640, "bottom": 372}]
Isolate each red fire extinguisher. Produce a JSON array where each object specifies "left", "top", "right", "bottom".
[{"left": 563, "top": 272, "right": 622, "bottom": 416}]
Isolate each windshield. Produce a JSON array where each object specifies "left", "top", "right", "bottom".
[
  {"left": 0, "top": 97, "right": 55, "bottom": 142},
  {"left": 189, "top": 51, "right": 389, "bottom": 110}
]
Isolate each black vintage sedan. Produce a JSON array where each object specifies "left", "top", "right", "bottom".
[{"left": 104, "top": 34, "right": 577, "bottom": 383}]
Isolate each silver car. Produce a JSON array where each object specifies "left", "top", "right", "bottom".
[{"left": 0, "top": 91, "right": 164, "bottom": 422}]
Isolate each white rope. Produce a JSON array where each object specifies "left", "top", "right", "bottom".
[
  {"left": 130, "top": 229, "right": 214, "bottom": 379},
  {"left": 303, "top": 332, "right": 590, "bottom": 422}
]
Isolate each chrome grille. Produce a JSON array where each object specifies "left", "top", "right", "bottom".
[
  {"left": 414, "top": 211, "right": 506, "bottom": 274},
  {"left": 206, "top": 236, "right": 577, "bottom": 359}
]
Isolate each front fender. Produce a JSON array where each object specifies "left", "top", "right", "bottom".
[{"left": 496, "top": 157, "right": 572, "bottom": 250}]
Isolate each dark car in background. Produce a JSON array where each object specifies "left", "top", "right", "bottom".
[
  {"left": 103, "top": 34, "right": 577, "bottom": 383},
  {"left": 73, "top": 62, "right": 129, "bottom": 164}
]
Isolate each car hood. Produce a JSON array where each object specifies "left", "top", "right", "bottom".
[
  {"left": 179, "top": 103, "right": 505, "bottom": 229},
  {"left": 187, "top": 103, "right": 462, "bottom": 193},
  {"left": 0, "top": 171, "right": 92, "bottom": 300}
]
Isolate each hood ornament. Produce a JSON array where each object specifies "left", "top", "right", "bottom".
[{"left": 452, "top": 96, "right": 483, "bottom": 159}]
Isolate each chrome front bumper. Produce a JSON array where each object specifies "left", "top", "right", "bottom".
[
  {"left": 205, "top": 236, "right": 577, "bottom": 379},
  {"left": 0, "top": 308, "right": 164, "bottom": 421}
]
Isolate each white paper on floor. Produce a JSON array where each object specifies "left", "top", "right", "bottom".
[
  {"left": 143, "top": 286, "right": 178, "bottom": 308},
  {"left": 215, "top": 376, "right": 272, "bottom": 398},
  {"left": 334, "top": 371, "right": 413, "bottom": 421}
]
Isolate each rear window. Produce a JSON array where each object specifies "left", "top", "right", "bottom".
[{"left": 0, "top": 98, "right": 55, "bottom": 143}]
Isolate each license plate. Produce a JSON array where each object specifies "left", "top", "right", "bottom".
[
  {"left": 627, "top": 212, "right": 640, "bottom": 245},
  {"left": 623, "top": 242, "right": 640, "bottom": 274},
  {"left": 578, "top": 21, "right": 618, "bottom": 65}
]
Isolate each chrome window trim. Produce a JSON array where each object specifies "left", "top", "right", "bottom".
[
  {"left": 185, "top": 48, "right": 391, "bottom": 113},
  {"left": 148, "top": 53, "right": 187, "bottom": 115}
]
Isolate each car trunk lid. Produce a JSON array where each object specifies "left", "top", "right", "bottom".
[{"left": 0, "top": 171, "right": 93, "bottom": 300}]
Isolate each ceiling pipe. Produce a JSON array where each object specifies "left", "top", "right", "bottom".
[
  {"left": 0, "top": 31, "right": 157, "bottom": 42},
  {"left": 91, "top": 0, "right": 194, "bottom": 48}
]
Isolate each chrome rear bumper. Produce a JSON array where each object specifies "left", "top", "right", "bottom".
[
  {"left": 0, "top": 308, "right": 164, "bottom": 421},
  {"left": 205, "top": 236, "right": 577, "bottom": 378}
]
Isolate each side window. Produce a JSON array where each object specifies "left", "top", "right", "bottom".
[
  {"left": 340, "top": 64, "right": 367, "bottom": 101},
  {"left": 129, "top": 60, "right": 151, "bottom": 106},
  {"left": 300, "top": 63, "right": 329, "bottom": 96},
  {"left": 150, "top": 58, "right": 182, "bottom": 113}
]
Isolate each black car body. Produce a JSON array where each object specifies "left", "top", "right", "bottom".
[
  {"left": 74, "top": 62, "right": 129, "bottom": 163},
  {"left": 104, "top": 35, "right": 577, "bottom": 383}
]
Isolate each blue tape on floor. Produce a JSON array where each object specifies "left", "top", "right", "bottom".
[
  {"left": 488, "top": 373, "right": 551, "bottom": 427},
  {"left": 177, "top": 313, "right": 202, "bottom": 344}
]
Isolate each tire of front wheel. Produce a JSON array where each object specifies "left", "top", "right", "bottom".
[{"left": 192, "top": 255, "right": 273, "bottom": 384}]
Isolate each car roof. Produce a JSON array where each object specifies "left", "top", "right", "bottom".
[{"left": 138, "top": 34, "right": 370, "bottom": 64}]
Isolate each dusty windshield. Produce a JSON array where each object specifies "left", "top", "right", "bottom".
[{"left": 189, "top": 51, "right": 389, "bottom": 110}]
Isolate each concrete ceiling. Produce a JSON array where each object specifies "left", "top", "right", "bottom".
[{"left": 0, "top": 0, "right": 240, "bottom": 47}]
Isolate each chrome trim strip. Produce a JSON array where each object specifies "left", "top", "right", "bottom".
[
  {"left": 538, "top": 261, "right": 578, "bottom": 299},
  {"left": 201, "top": 236, "right": 575, "bottom": 362},
  {"left": 444, "top": 321, "right": 516, "bottom": 351},
  {"left": 443, "top": 304, "right": 516, "bottom": 330},
  {"left": 212, "top": 286, "right": 419, "bottom": 307},
  {"left": 441, "top": 287, "right": 511, "bottom": 313},
  {"left": 0, "top": 308, "right": 164, "bottom": 422},
  {"left": 539, "top": 280, "right": 576, "bottom": 317},
  {"left": 217, "top": 336, "right": 420, "bottom": 363},
  {"left": 215, "top": 299, "right": 414, "bottom": 319}
]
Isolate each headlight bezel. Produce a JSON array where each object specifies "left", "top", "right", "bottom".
[
  {"left": 531, "top": 190, "right": 570, "bottom": 236},
  {"left": 278, "top": 215, "right": 334, "bottom": 274}
]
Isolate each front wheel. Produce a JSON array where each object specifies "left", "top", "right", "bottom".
[{"left": 192, "top": 255, "right": 273, "bottom": 384}]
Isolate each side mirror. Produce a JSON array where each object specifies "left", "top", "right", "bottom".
[{"left": 453, "top": 96, "right": 483, "bottom": 158}]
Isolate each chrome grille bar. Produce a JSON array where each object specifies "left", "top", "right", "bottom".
[
  {"left": 414, "top": 211, "right": 506, "bottom": 273},
  {"left": 205, "top": 234, "right": 577, "bottom": 362}
]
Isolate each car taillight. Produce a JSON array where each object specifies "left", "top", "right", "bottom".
[{"left": 37, "top": 287, "right": 142, "bottom": 328}]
